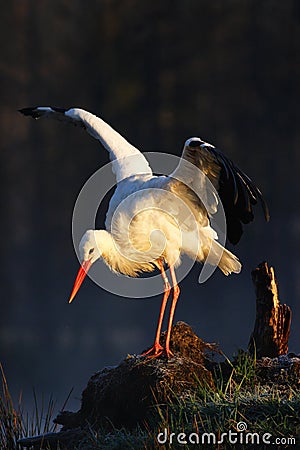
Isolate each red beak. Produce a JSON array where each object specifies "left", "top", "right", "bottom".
[{"left": 69, "top": 260, "right": 92, "bottom": 303}]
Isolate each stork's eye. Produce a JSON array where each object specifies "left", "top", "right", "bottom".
[{"left": 89, "top": 248, "right": 94, "bottom": 255}]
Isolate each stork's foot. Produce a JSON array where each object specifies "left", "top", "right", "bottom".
[
  {"left": 141, "top": 343, "right": 164, "bottom": 358},
  {"left": 165, "top": 346, "right": 174, "bottom": 359},
  {"left": 141, "top": 343, "right": 173, "bottom": 359}
]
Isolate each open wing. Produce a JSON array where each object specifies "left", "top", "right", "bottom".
[
  {"left": 168, "top": 137, "right": 269, "bottom": 244},
  {"left": 19, "top": 106, "right": 152, "bottom": 182}
]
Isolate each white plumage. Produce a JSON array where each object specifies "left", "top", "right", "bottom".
[{"left": 20, "top": 106, "right": 269, "bottom": 358}]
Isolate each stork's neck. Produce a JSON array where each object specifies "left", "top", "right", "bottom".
[
  {"left": 94, "top": 230, "right": 155, "bottom": 277},
  {"left": 67, "top": 109, "right": 152, "bottom": 182},
  {"left": 94, "top": 230, "right": 116, "bottom": 259}
]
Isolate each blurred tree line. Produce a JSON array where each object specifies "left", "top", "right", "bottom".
[{"left": 1, "top": 0, "right": 299, "bottom": 409}]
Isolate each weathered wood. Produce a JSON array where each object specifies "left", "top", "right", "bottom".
[
  {"left": 17, "top": 429, "right": 84, "bottom": 449},
  {"left": 248, "top": 261, "right": 291, "bottom": 358}
]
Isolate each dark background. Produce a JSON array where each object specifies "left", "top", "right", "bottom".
[{"left": 1, "top": 1, "right": 300, "bottom": 413}]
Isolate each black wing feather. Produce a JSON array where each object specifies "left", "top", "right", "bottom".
[
  {"left": 207, "top": 145, "right": 269, "bottom": 244},
  {"left": 18, "top": 106, "right": 87, "bottom": 130},
  {"left": 175, "top": 139, "right": 269, "bottom": 245},
  {"left": 19, "top": 106, "right": 67, "bottom": 118}
]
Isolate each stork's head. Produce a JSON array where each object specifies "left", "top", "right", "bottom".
[
  {"left": 79, "top": 230, "right": 102, "bottom": 265},
  {"left": 69, "top": 230, "right": 102, "bottom": 303}
]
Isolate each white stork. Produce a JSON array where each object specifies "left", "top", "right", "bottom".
[{"left": 19, "top": 106, "right": 269, "bottom": 358}]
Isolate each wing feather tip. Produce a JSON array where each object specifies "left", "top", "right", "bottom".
[
  {"left": 19, "top": 106, "right": 68, "bottom": 119},
  {"left": 263, "top": 203, "right": 270, "bottom": 222},
  {"left": 18, "top": 107, "right": 37, "bottom": 117}
]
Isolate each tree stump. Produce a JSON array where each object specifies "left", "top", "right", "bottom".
[{"left": 248, "top": 261, "right": 291, "bottom": 358}]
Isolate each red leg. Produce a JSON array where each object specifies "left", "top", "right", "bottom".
[
  {"left": 165, "top": 266, "right": 180, "bottom": 358},
  {"left": 141, "top": 261, "right": 171, "bottom": 357}
]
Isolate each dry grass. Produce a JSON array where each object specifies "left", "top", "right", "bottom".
[{"left": 0, "top": 363, "right": 70, "bottom": 450}]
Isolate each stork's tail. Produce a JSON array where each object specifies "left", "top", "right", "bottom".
[
  {"left": 206, "top": 240, "right": 242, "bottom": 275},
  {"left": 218, "top": 246, "right": 242, "bottom": 275}
]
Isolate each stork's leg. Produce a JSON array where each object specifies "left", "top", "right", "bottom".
[
  {"left": 164, "top": 266, "right": 180, "bottom": 358},
  {"left": 141, "top": 261, "right": 171, "bottom": 357}
]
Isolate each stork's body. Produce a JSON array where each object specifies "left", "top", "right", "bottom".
[{"left": 20, "top": 106, "right": 269, "bottom": 357}]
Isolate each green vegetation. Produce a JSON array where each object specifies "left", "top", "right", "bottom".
[{"left": 1, "top": 354, "right": 299, "bottom": 450}]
